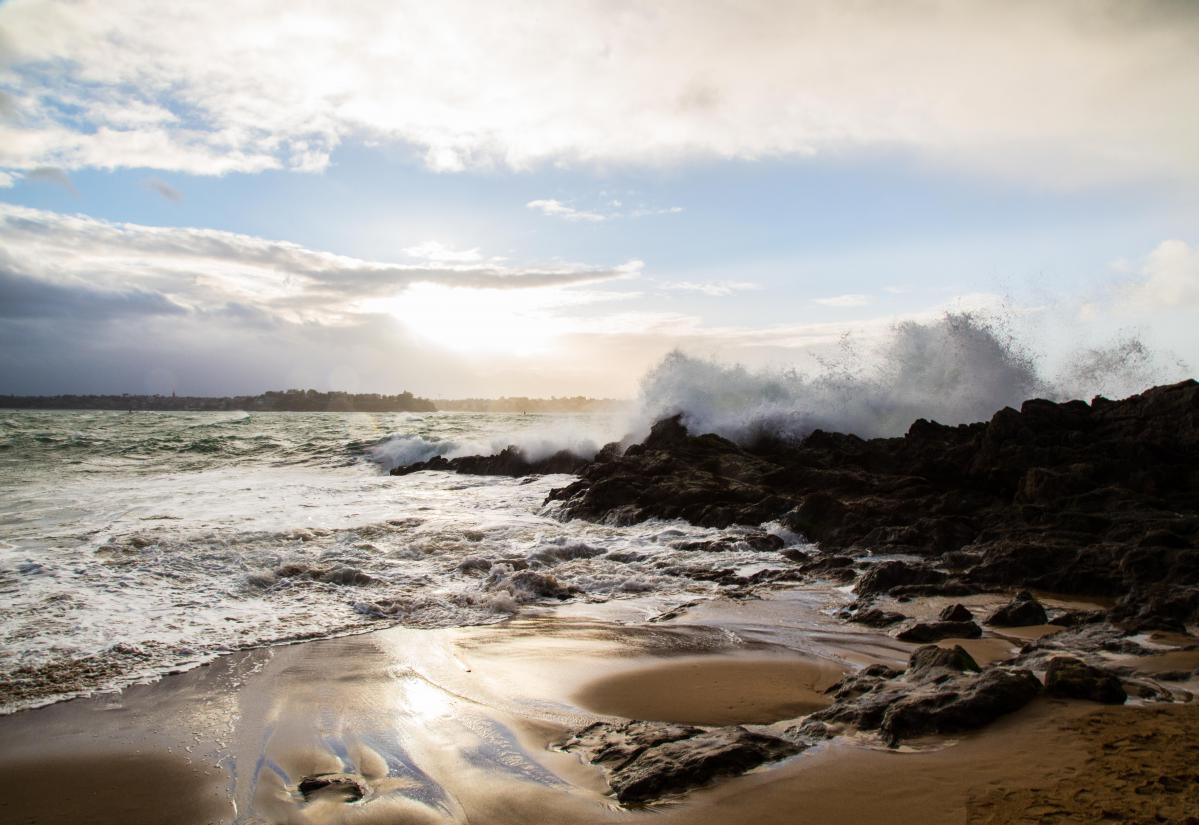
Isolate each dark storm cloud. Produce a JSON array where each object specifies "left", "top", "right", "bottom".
[{"left": 0, "top": 268, "right": 185, "bottom": 320}]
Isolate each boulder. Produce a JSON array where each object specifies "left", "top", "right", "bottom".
[
  {"left": 1044, "top": 656, "right": 1127, "bottom": 704},
  {"left": 559, "top": 721, "right": 802, "bottom": 805},
  {"left": 879, "top": 667, "right": 1042, "bottom": 744},
  {"left": 908, "top": 644, "right": 980, "bottom": 677},
  {"left": 939, "top": 603, "right": 974, "bottom": 622},
  {"left": 848, "top": 608, "right": 907, "bottom": 627},
  {"left": 896, "top": 620, "right": 982, "bottom": 643},
  {"left": 855, "top": 561, "right": 948, "bottom": 597},
  {"left": 986, "top": 591, "right": 1048, "bottom": 627}
]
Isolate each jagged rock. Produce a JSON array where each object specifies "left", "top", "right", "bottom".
[
  {"left": 908, "top": 644, "right": 981, "bottom": 677},
  {"left": 297, "top": 773, "right": 367, "bottom": 802},
  {"left": 849, "top": 608, "right": 906, "bottom": 627},
  {"left": 879, "top": 667, "right": 1042, "bottom": 744},
  {"left": 391, "top": 446, "right": 590, "bottom": 477},
  {"left": 986, "top": 591, "right": 1048, "bottom": 627},
  {"left": 855, "top": 561, "right": 948, "bottom": 597},
  {"left": 559, "top": 721, "right": 802, "bottom": 805},
  {"left": 803, "top": 659, "right": 1039, "bottom": 745},
  {"left": 541, "top": 381, "right": 1199, "bottom": 619},
  {"left": 939, "top": 603, "right": 974, "bottom": 622},
  {"left": 1048, "top": 609, "right": 1106, "bottom": 627},
  {"left": 1044, "top": 656, "right": 1127, "bottom": 704},
  {"left": 896, "top": 620, "right": 982, "bottom": 643}
]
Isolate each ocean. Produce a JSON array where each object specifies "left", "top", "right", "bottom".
[{"left": 0, "top": 409, "right": 804, "bottom": 713}]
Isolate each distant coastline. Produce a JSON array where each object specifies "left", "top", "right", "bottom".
[{"left": 0, "top": 390, "right": 628, "bottom": 413}]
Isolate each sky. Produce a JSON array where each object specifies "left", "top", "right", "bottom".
[{"left": 0, "top": 0, "right": 1197, "bottom": 398}]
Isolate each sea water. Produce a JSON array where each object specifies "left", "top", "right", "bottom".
[{"left": 0, "top": 409, "right": 802, "bottom": 713}]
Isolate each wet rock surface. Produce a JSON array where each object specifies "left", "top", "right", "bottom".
[
  {"left": 1044, "top": 656, "right": 1128, "bottom": 704},
  {"left": 543, "top": 381, "right": 1199, "bottom": 628},
  {"left": 985, "top": 591, "right": 1048, "bottom": 627},
  {"left": 895, "top": 620, "right": 982, "bottom": 642},
  {"left": 391, "top": 446, "right": 590, "bottom": 477},
  {"left": 798, "top": 645, "right": 1041, "bottom": 747},
  {"left": 297, "top": 773, "right": 367, "bottom": 802},
  {"left": 558, "top": 720, "right": 802, "bottom": 805}
]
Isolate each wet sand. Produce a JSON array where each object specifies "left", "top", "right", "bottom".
[{"left": 0, "top": 587, "right": 1194, "bottom": 824}]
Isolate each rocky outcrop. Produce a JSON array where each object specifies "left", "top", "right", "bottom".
[
  {"left": 895, "top": 620, "right": 982, "bottom": 643},
  {"left": 544, "top": 381, "right": 1199, "bottom": 627},
  {"left": 798, "top": 645, "right": 1041, "bottom": 747},
  {"left": 940, "top": 603, "right": 974, "bottom": 622},
  {"left": 1044, "top": 656, "right": 1127, "bottom": 704},
  {"left": 391, "top": 446, "right": 590, "bottom": 477},
  {"left": 986, "top": 591, "right": 1048, "bottom": 627},
  {"left": 558, "top": 720, "right": 802, "bottom": 805}
]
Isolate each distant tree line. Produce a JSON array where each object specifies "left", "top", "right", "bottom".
[
  {"left": 0, "top": 390, "right": 629, "bottom": 413},
  {"left": 0, "top": 389, "right": 437, "bottom": 412},
  {"left": 433, "top": 396, "right": 629, "bottom": 413}
]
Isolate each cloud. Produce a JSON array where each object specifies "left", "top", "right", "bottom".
[
  {"left": 661, "top": 280, "right": 760, "bottom": 297},
  {"left": 402, "top": 241, "right": 485, "bottom": 264},
  {"left": 527, "top": 197, "right": 684, "bottom": 222},
  {"left": 813, "top": 294, "right": 871, "bottom": 307},
  {"left": 629, "top": 206, "right": 684, "bottom": 218},
  {"left": 1120, "top": 239, "right": 1199, "bottom": 309},
  {"left": 1, "top": 1, "right": 1195, "bottom": 185},
  {"left": 0, "top": 268, "right": 186, "bottom": 320},
  {"left": 526, "top": 199, "right": 605, "bottom": 223},
  {"left": 0, "top": 204, "right": 642, "bottom": 325},
  {"left": 24, "top": 166, "right": 77, "bottom": 194},
  {"left": 0, "top": 171, "right": 16, "bottom": 188},
  {"left": 143, "top": 177, "right": 183, "bottom": 202}
]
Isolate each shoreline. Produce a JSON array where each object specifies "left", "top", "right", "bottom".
[{"left": 2, "top": 586, "right": 1195, "bottom": 823}]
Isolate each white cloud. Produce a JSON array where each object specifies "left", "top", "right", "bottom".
[
  {"left": 0, "top": 171, "right": 16, "bottom": 188},
  {"left": 629, "top": 206, "right": 684, "bottom": 218},
  {"left": 0, "top": 204, "right": 641, "bottom": 325},
  {"left": 402, "top": 241, "right": 484, "bottom": 264},
  {"left": 661, "top": 280, "right": 760, "bottom": 297},
  {"left": 526, "top": 199, "right": 605, "bottom": 223},
  {"left": 813, "top": 293, "right": 871, "bottom": 307},
  {"left": 0, "top": 1, "right": 1195, "bottom": 184},
  {"left": 1121, "top": 239, "right": 1199, "bottom": 309}
]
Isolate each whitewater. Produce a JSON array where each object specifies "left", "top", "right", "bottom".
[
  {"left": 0, "top": 408, "right": 807, "bottom": 713},
  {"left": 1, "top": 313, "right": 1185, "bottom": 713}
]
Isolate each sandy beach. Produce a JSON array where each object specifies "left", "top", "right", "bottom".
[{"left": 3, "top": 586, "right": 1195, "bottom": 824}]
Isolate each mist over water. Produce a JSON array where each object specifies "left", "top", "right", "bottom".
[{"left": 633, "top": 312, "right": 1189, "bottom": 445}]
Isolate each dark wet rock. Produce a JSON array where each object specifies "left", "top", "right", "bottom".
[
  {"left": 297, "top": 773, "right": 367, "bottom": 802},
  {"left": 391, "top": 446, "right": 590, "bottom": 477},
  {"left": 896, "top": 620, "right": 982, "bottom": 643},
  {"left": 801, "top": 658, "right": 1038, "bottom": 745},
  {"left": 543, "top": 381, "right": 1199, "bottom": 623},
  {"left": 673, "top": 531, "right": 784, "bottom": 553},
  {"left": 1109, "top": 584, "right": 1199, "bottom": 633},
  {"left": 855, "top": 561, "right": 948, "bottom": 597},
  {"left": 986, "top": 590, "right": 1048, "bottom": 627},
  {"left": 559, "top": 720, "right": 802, "bottom": 805},
  {"left": 1048, "top": 609, "right": 1107, "bottom": 627},
  {"left": 939, "top": 603, "right": 974, "bottom": 622},
  {"left": 1044, "top": 656, "right": 1127, "bottom": 704},
  {"left": 878, "top": 667, "right": 1042, "bottom": 744},
  {"left": 848, "top": 608, "right": 907, "bottom": 627},
  {"left": 908, "top": 644, "right": 981, "bottom": 677}
]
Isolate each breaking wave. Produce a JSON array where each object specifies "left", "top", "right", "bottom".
[{"left": 635, "top": 312, "right": 1189, "bottom": 444}]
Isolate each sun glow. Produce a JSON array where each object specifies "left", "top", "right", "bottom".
[{"left": 383, "top": 283, "right": 574, "bottom": 355}]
